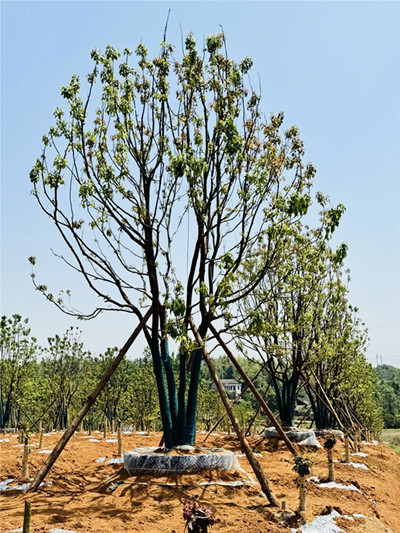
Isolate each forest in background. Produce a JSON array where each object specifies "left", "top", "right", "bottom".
[{"left": 1, "top": 315, "right": 397, "bottom": 438}]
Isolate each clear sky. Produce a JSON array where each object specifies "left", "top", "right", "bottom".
[{"left": 1, "top": 1, "right": 399, "bottom": 367}]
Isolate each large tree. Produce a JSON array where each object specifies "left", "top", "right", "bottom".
[
  {"left": 235, "top": 230, "right": 347, "bottom": 427},
  {"left": 30, "top": 32, "right": 334, "bottom": 447}
]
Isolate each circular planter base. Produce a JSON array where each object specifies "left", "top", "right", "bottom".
[
  {"left": 314, "top": 429, "right": 344, "bottom": 438},
  {"left": 124, "top": 447, "right": 240, "bottom": 476},
  {"left": 264, "top": 427, "right": 321, "bottom": 447}
]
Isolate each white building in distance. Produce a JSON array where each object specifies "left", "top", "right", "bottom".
[{"left": 210, "top": 379, "right": 242, "bottom": 398}]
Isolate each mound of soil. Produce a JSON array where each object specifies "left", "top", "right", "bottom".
[{"left": 1, "top": 430, "right": 399, "bottom": 532}]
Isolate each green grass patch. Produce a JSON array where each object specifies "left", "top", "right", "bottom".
[{"left": 381, "top": 428, "right": 400, "bottom": 453}]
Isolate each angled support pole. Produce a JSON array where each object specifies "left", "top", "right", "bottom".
[
  {"left": 306, "top": 371, "right": 344, "bottom": 430},
  {"left": 208, "top": 323, "right": 297, "bottom": 456},
  {"left": 189, "top": 317, "right": 279, "bottom": 507},
  {"left": 28, "top": 308, "right": 153, "bottom": 492}
]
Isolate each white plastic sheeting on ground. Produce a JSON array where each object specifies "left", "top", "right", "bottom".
[
  {"left": 107, "top": 457, "right": 124, "bottom": 464},
  {"left": 3, "top": 528, "right": 23, "bottom": 533},
  {"left": 106, "top": 439, "right": 117, "bottom": 443},
  {"left": 49, "top": 529, "right": 77, "bottom": 533},
  {"left": 290, "top": 511, "right": 368, "bottom": 533},
  {"left": 317, "top": 481, "right": 362, "bottom": 492},
  {"left": 96, "top": 457, "right": 106, "bottom": 463},
  {"left": 88, "top": 439, "right": 100, "bottom": 442},
  {"left": 345, "top": 462, "right": 368, "bottom": 470},
  {"left": 362, "top": 440, "right": 379, "bottom": 445},
  {"left": 235, "top": 453, "right": 263, "bottom": 458},
  {"left": 0, "top": 439, "right": 10, "bottom": 442},
  {"left": 0, "top": 479, "right": 14, "bottom": 491},
  {"left": 333, "top": 459, "right": 368, "bottom": 470},
  {"left": 291, "top": 510, "right": 345, "bottom": 533},
  {"left": 0, "top": 478, "right": 52, "bottom": 491},
  {"left": 37, "top": 450, "right": 53, "bottom": 454}
]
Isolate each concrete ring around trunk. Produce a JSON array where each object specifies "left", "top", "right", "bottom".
[
  {"left": 264, "top": 427, "right": 321, "bottom": 447},
  {"left": 314, "top": 429, "right": 344, "bottom": 438},
  {"left": 124, "top": 446, "right": 240, "bottom": 476}
]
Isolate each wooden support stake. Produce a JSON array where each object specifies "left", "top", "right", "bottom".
[
  {"left": 23, "top": 500, "right": 31, "bottom": 533},
  {"left": 103, "top": 416, "right": 107, "bottom": 439},
  {"left": 209, "top": 323, "right": 297, "bottom": 456},
  {"left": 22, "top": 436, "right": 30, "bottom": 481},
  {"left": 28, "top": 309, "right": 152, "bottom": 493},
  {"left": 117, "top": 419, "right": 123, "bottom": 456},
  {"left": 327, "top": 448, "right": 335, "bottom": 482},
  {"left": 189, "top": 317, "right": 280, "bottom": 507},
  {"left": 344, "top": 434, "right": 350, "bottom": 463},
  {"left": 38, "top": 421, "right": 44, "bottom": 450}
]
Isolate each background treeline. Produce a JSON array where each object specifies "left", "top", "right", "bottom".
[
  {"left": 376, "top": 365, "right": 400, "bottom": 428},
  {"left": 1, "top": 314, "right": 395, "bottom": 435}
]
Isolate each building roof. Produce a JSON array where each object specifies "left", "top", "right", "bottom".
[{"left": 220, "top": 379, "right": 241, "bottom": 385}]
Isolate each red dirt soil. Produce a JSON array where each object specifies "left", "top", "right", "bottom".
[{"left": 1, "top": 430, "right": 399, "bottom": 532}]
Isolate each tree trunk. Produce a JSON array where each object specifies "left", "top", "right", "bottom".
[
  {"left": 344, "top": 435, "right": 350, "bottom": 463},
  {"left": 327, "top": 448, "right": 335, "bottom": 482},
  {"left": 298, "top": 475, "right": 307, "bottom": 515}
]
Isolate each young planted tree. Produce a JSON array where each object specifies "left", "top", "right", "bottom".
[
  {"left": 323, "top": 436, "right": 337, "bottom": 482},
  {"left": 30, "top": 32, "right": 332, "bottom": 448},
  {"left": 293, "top": 456, "right": 312, "bottom": 519}
]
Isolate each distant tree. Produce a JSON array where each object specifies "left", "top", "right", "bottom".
[
  {"left": 29, "top": 32, "right": 339, "bottom": 447},
  {"left": 124, "top": 353, "right": 159, "bottom": 431},
  {"left": 340, "top": 355, "right": 383, "bottom": 433},
  {"left": 0, "top": 315, "right": 38, "bottom": 428},
  {"left": 43, "top": 327, "right": 90, "bottom": 429},
  {"left": 95, "top": 347, "right": 132, "bottom": 423},
  {"left": 376, "top": 365, "right": 400, "bottom": 428}
]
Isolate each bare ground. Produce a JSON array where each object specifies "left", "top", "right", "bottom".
[{"left": 1, "top": 430, "right": 399, "bottom": 532}]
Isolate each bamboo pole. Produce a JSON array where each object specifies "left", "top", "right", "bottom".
[
  {"left": 28, "top": 309, "right": 152, "bottom": 492},
  {"left": 209, "top": 323, "right": 297, "bottom": 456},
  {"left": 22, "top": 500, "right": 31, "bottom": 533},
  {"left": 189, "top": 317, "right": 280, "bottom": 507}
]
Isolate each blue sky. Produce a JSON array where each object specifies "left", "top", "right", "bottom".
[{"left": 1, "top": 1, "right": 399, "bottom": 367}]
